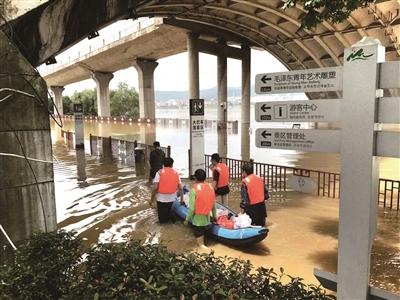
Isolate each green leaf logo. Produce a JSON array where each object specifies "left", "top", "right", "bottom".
[{"left": 346, "top": 48, "right": 374, "bottom": 62}]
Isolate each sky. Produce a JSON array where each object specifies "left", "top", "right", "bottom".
[{"left": 43, "top": 18, "right": 289, "bottom": 96}]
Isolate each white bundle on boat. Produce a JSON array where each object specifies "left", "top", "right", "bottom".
[{"left": 233, "top": 213, "right": 252, "bottom": 229}]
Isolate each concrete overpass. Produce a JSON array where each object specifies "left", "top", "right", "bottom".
[{"left": 41, "top": 18, "right": 189, "bottom": 117}]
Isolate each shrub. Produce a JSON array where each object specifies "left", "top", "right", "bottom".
[
  {"left": 0, "top": 230, "right": 82, "bottom": 300},
  {"left": 0, "top": 231, "right": 334, "bottom": 300}
]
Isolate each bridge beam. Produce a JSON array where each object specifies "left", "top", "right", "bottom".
[
  {"left": 50, "top": 86, "right": 64, "bottom": 116},
  {"left": 132, "top": 59, "right": 159, "bottom": 120},
  {"left": 91, "top": 71, "right": 114, "bottom": 117}
]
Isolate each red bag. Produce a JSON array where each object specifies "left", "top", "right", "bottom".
[{"left": 216, "top": 215, "right": 235, "bottom": 229}]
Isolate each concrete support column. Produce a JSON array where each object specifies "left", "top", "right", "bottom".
[
  {"left": 241, "top": 45, "right": 251, "bottom": 161},
  {"left": 0, "top": 31, "right": 57, "bottom": 257},
  {"left": 50, "top": 86, "right": 64, "bottom": 116},
  {"left": 132, "top": 59, "right": 159, "bottom": 119},
  {"left": 217, "top": 41, "right": 228, "bottom": 157},
  {"left": 187, "top": 33, "right": 200, "bottom": 99},
  {"left": 91, "top": 71, "right": 114, "bottom": 117}
]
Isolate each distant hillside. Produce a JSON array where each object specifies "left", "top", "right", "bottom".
[{"left": 155, "top": 86, "right": 256, "bottom": 102}]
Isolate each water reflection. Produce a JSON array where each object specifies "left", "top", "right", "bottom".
[{"left": 76, "top": 148, "right": 87, "bottom": 184}]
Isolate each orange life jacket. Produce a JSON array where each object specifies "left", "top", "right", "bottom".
[
  {"left": 242, "top": 174, "right": 265, "bottom": 205},
  {"left": 158, "top": 167, "right": 179, "bottom": 194},
  {"left": 194, "top": 183, "right": 215, "bottom": 215},
  {"left": 213, "top": 162, "right": 229, "bottom": 188}
]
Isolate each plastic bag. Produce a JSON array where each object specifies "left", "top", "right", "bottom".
[{"left": 233, "top": 213, "right": 252, "bottom": 229}]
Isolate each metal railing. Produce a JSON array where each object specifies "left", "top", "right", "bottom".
[
  {"left": 60, "top": 129, "right": 171, "bottom": 162},
  {"left": 379, "top": 178, "right": 400, "bottom": 210},
  {"left": 61, "top": 115, "right": 239, "bottom": 132},
  {"left": 89, "top": 134, "right": 171, "bottom": 159},
  {"left": 204, "top": 155, "right": 400, "bottom": 210}
]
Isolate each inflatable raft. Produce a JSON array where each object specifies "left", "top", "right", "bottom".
[{"left": 171, "top": 200, "right": 268, "bottom": 246}]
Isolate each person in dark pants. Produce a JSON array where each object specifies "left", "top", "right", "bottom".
[
  {"left": 210, "top": 153, "right": 230, "bottom": 206},
  {"left": 149, "top": 141, "right": 165, "bottom": 181},
  {"left": 151, "top": 157, "right": 183, "bottom": 223},
  {"left": 240, "top": 164, "right": 268, "bottom": 227}
]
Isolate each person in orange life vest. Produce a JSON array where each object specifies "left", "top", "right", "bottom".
[
  {"left": 184, "top": 169, "right": 217, "bottom": 250},
  {"left": 240, "top": 164, "right": 268, "bottom": 227},
  {"left": 210, "top": 153, "right": 230, "bottom": 206},
  {"left": 151, "top": 157, "right": 183, "bottom": 223}
]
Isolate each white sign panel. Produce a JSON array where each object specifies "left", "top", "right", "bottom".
[
  {"left": 255, "top": 99, "right": 341, "bottom": 123},
  {"left": 255, "top": 129, "right": 340, "bottom": 153},
  {"left": 378, "top": 97, "right": 400, "bottom": 124},
  {"left": 376, "top": 131, "right": 400, "bottom": 158},
  {"left": 379, "top": 61, "right": 400, "bottom": 89},
  {"left": 189, "top": 99, "right": 205, "bottom": 174},
  {"left": 255, "top": 67, "right": 343, "bottom": 94}
]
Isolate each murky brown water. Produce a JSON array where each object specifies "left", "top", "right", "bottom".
[{"left": 52, "top": 117, "right": 400, "bottom": 295}]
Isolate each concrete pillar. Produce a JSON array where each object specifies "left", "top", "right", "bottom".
[
  {"left": 50, "top": 86, "right": 64, "bottom": 116},
  {"left": 187, "top": 32, "right": 201, "bottom": 176},
  {"left": 241, "top": 45, "right": 251, "bottom": 161},
  {"left": 132, "top": 59, "right": 159, "bottom": 119},
  {"left": 0, "top": 31, "right": 57, "bottom": 255},
  {"left": 187, "top": 32, "right": 200, "bottom": 99},
  {"left": 217, "top": 41, "right": 228, "bottom": 157},
  {"left": 91, "top": 71, "right": 113, "bottom": 117}
]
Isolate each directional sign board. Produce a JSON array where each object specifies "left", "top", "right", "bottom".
[
  {"left": 255, "top": 129, "right": 341, "bottom": 153},
  {"left": 255, "top": 67, "right": 343, "bottom": 94},
  {"left": 189, "top": 99, "right": 205, "bottom": 175},
  {"left": 255, "top": 99, "right": 341, "bottom": 123}
]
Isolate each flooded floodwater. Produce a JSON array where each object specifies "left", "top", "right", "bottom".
[{"left": 51, "top": 107, "right": 400, "bottom": 295}]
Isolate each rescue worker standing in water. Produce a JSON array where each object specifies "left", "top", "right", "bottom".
[
  {"left": 210, "top": 153, "right": 230, "bottom": 206},
  {"left": 151, "top": 157, "right": 183, "bottom": 223},
  {"left": 240, "top": 164, "right": 268, "bottom": 227},
  {"left": 184, "top": 169, "right": 217, "bottom": 250}
]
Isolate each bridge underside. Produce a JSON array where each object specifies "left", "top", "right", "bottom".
[{"left": 2, "top": 0, "right": 400, "bottom": 71}]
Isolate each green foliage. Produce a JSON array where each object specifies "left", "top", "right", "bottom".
[
  {"left": 282, "top": 0, "right": 376, "bottom": 28},
  {"left": 0, "top": 230, "right": 82, "bottom": 300},
  {"left": 110, "top": 82, "right": 139, "bottom": 117},
  {"left": 62, "top": 82, "right": 139, "bottom": 117},
  {"left": 0, "top": 231, "right": 334, "bottom": 300}
]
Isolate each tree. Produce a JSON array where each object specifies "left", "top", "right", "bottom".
[
  {"left": 282, "top": 0, "right": 376, "bottom": 29},
  {"left": 62, "top": 95, "right": 72, "bottom": 114},
  {"left": 110, "top": 82, "right": 139, "bottom": 117},
  {"left": 61, "top": 82, "right": 139, "bottom": 117},
  {"left": 70, "top": 88, "right": 97, "bottom": 115}
]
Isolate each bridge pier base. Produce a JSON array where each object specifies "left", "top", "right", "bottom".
[
  {"left": 50, "top": 86, "right": 64, "bottom": 117},
  {"left": 133, "top": 59, "right": 158, "bottom": 120},
  {"left": 0, "top": 31, "right": 57, "bottom": 257},
  {"left": 91, "top": 71, "right": 114, "bottom": 117}
]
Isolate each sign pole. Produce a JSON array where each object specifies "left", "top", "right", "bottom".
[
  {"left": 337, "top": 38, "right": 385, "bottom": 299},
  {"left": 74, "top": 103, "right": 84, "bottom": 149},
  {"left": 189, "top": 99, "right": 205, "bottom": 177}
]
